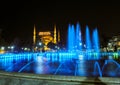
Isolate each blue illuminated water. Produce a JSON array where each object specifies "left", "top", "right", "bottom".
[
  {"left": 75, "top": 22, "right": 82, "bottom": 50},
  {"left": 92, "top": 28, "right": 100, "bottom": 53},
  {"left": 67, "top": 23, "right": 101, "bottom": 59},
  {"left": 68, "top": 24, "right": 75, "bottom": 51},
  {"left": 85, "top": 25, "right": 92, "bottom": 51},
  {"left": 0, "top": 52, "right": 120, "bottom": 77}
]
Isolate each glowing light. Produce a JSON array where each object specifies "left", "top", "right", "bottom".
[
  {"left": 8, "top": 46, "right": 10, "bottom": 49},
  {"left": 37, "top": 56, "right": 43, "bottom": 63},
  {"left": 85, "top": 26, "right": 91, "bottom": 51},
  {"left": 0, "top": 50, "right": 5, "bottom": 54},
  {"left": 94, "top": 62, "right": 102, "bottom": 77},
  {"left": 79, "top": 55, "right": 84, "bottom": 60},
  {"left": 1, "top": 47, "right": 5, "bottom": 50},
  {"left": 24, "top": 48, "right": 27, "bottom": 51},
  {"left": 39, "top": 42, "right": 42, "bottom": 46},
  {"left": 113, "top": 53, "right": 118, "bottom": 59},
  {"left": 118, "top": 42, "right": 120, "bottom": 46},
  {"left": 58, "top": 29, "right": 60, "bottom": 42},
  {"left": 53, "top": 24, "right": 57, "bottom": 44},
  {"left": 39, "top": 32, "right": 51, "bottom": 36},
  {"left": 11, "top": 46, "right": 14, "bottom": 49},
  {"left": 79, "top": 43, "right": 82, "bottom": 46},
  {"left": 33, "top": 24, "right": 36, "bottom": 46}
]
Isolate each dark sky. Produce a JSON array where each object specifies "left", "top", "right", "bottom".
[{"left": 0, "top": 1, "right": 120, "bottom": 44}]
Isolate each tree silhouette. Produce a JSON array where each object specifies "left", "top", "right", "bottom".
[{"left": 47, "top": 42, "right": 56, "bottom": 50}]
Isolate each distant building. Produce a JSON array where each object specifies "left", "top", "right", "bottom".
[
  {"left": 33, "top": 24, "right": 60, "bottom": 51},
  {"left": 107, "top": 35, "right": 120, "bottom": 51}
]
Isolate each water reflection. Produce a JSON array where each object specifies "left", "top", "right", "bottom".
[
  {"left": 34, "top": 56, "right": 50, "bottom": 74},
  {"left": 0, "top": 53, "right": 120, "bottom": 77}
]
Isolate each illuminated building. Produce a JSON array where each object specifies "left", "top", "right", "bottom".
[
  {"left": 38, "top": 31, "right": 53, "bottom": 50},
  {"left": 58, "top": 29, "right": 60, "bottom": 42},
  {"left": 33, "top": 24, "right": 36, "bottom": 51},
  {"left": 107, "top": 35, "right": 120, "bottom": 51},
  {"left": 37, "top": 24, "right": 60, "bottom": 51},
  {"left": 53, "top": 25, "right": 57, "bottom": 44}
]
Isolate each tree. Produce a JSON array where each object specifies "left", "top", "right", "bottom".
[
  {"left": 47, "top": 42, "right": 56, "bottom": 50},
  {"left": 100, "top": 34, "right": 110, "bottom": 47},
  {"left": 11, "top": 37, "right": 21, "bottom": 52}
]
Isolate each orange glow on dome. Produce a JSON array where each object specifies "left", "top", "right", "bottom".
[{"left": 39, "top": 32, "right": 51, "bottom": 36}]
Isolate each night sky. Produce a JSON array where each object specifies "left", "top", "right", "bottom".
[{"left": 0, "top": 1, "right": 120, "bottom": 45}]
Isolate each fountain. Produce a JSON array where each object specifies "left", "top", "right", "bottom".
[
  {"left": 0, "top": 22, "right": 120, "bottom": 78},
  {"left": 75, "top": 23, "right": 82, "bottom": 50},
  {"left": 85, "top": 25, "right": 92, "bottom": 51},
  {"left": 67, "top": 24, "right": 75, "bottom": 51},
  {"left": 66, "top": 22, "right": 120, "bottom": 77},
  {"left": 67, "top": 23, "right": 101, "bottom": 60},
  {"left": 67, "top": 23, "right": 83, "bottom": 51}
]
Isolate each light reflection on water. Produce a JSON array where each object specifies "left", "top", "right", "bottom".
[{"left": 0, "top": 53, "right": 120, "bottom": 77}]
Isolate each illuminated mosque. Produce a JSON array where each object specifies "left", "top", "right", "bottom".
[{"left": 33, "top": 24, "right": 60, "bottom": 51}]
